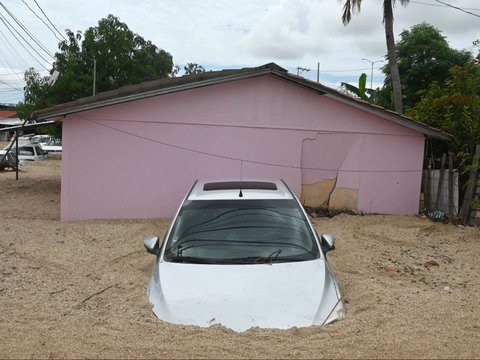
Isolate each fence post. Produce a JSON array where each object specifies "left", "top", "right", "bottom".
[
  {"left": 448, "top": 152, "right": 454, "bottom": 219},
  {"left": 425, "top": 162, "right": 432, "bottom": 211},
  {"left": 459, "top": 144, "right": 480, "bottom": 224},
  {"left": 434, "top": 153, "right": 446, "bottom": 210}
]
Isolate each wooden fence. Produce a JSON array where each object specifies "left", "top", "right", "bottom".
[
  {"left": 423, "top": 145, "right": 480, "bottom": 226},
  {"left": 459, "top": 145, "right": 480, "bottom": 225}
]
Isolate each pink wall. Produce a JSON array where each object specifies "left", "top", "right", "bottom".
[
  {"left": 61, "top": 75, "right": 425, "bottom": 220},
  {"left": 301, "top": 133, "right": 424, "bottom": 214}
]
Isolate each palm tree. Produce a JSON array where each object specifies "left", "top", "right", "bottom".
[{"left": 340, "top": 0, "right": 409, "bottom": 114}]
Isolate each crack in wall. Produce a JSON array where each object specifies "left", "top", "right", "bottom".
[
  {"left": 301, "top": 178, "right": 358, "bottom": 211},
  {"left": 300, "top": 132, "right": 359, "bottom": 211},
  {"left": 326, "top": 176, "right": 338, "bottom": 207}
]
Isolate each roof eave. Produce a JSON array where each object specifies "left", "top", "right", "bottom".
[
  {"left": 34, "top": 68, "right": 284, "bottom": 121},
  {"left": 321, "top": 92, "right": 452, "bottom": 141},
  {"left": 33, "top": 63, "right": 450, "bottom": 141},
  {"left": 267, "top": 71, "right": 451, "bottom": 141},
  {"left": 0, "top": 120, "right": 59, "bottom": 133}
]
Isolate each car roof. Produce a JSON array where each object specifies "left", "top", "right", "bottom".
[{"left": 188, "top": 179, "right": 294, "bottom": 200}]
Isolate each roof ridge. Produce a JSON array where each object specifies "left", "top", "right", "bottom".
[{"left": 32, "top": 62, "right": 451, "bottom": 141}]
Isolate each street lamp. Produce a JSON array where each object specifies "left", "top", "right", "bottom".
[{"left": 362, "top": 58, "right": 383, "bottom": 89}]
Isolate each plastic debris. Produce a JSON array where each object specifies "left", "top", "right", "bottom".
[{"left": 427, "top": 210, "right": 446, "bottom": 221}]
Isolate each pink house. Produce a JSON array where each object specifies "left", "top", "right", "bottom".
[{"left": 35, "top": 63, "right": 450, "bottom": 221}]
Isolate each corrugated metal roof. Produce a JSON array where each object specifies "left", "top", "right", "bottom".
[
  {"left": 0, "top": 117, "right": 22, "bottom": 126},
  {"left": 32, "top": 62, "right": 451, "bottom": 140},
  {"left": 0, "top": 120, "right": 58, "bottom": 133},
  {"left": 0, "top": 110, "right": 17, "bottom": 118}
]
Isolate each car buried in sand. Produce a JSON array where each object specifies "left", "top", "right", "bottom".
[{"left": 143, "top": 179, "right": 345, "bottom": 332}]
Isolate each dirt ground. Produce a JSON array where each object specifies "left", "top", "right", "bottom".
[{"left": 1, "top": 157, "right": 479, "bottom": 359}]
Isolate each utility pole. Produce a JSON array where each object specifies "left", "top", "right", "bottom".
[
  {"left": 317, "top": 62, "right": 320, "bottom": 83},
  {"left": 361, "top": 58, "right": 383, "bottom": 89}
]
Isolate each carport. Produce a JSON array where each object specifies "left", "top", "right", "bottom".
[{"left": 0, "top": 120, "right": 60, "bottom": 179}]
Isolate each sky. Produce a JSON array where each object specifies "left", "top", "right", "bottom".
[{"left": 0, "top": 0, "right": 479, "bottom": 105}]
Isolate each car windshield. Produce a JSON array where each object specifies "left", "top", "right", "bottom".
[
  {"left": 164, "top": 199, "right": 319, "bottom": 264},
  {"left": 35, "top": 146, "right": 47, "bottom": 155}
]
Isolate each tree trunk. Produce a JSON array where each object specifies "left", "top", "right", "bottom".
[{"left": 384, "top": 0, "right": 403, "bottom": 114}]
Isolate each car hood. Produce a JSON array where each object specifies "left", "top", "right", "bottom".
[{"left": 147, "top": 259, "right": 341, "bottom": 332}]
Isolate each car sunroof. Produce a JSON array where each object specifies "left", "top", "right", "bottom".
[{"left": 203, "top": 181, "right": 278, "bottom": 191}]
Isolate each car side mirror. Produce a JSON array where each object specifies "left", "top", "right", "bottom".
[
  {"left": 321, "top": 233, "right": 336, "bottom": 253},
  {"left": 143, "top": 235, "right": 160, "bottom": 255}
]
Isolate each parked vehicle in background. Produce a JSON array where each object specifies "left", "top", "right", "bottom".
[
  {"left": 4, "top": 145, "right": 48, "bottom": 161},
  {"left": 42, "top": 139, "right": 62, "bottom": 154},
  {"left": 0, "top": 151, "right": 21, "bottom": 171},
  {"left": 143, "top": 179, "right": 345, "bottom": 332},
  {"left": 3, "top": 134, "right": 36, "bottom": 149},
  {"left": 3, "top": 134, "right": 61, "bottom": 155},
  {"left": 30, "top": 134, "right": 53, "bottom": 147}
]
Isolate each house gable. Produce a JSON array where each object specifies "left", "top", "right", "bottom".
[
  {"left": 75, "top": 75, "right": 422, "bottom": 139},
  {"left": 59, "top": 73, "right": 427, "bottom": 220},
  {"left": 34, "top": 63, "right": 450, "bottom": 141}
]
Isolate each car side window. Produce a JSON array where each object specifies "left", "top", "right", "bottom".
[{"left": 19, "top": 147, "right": 34, "bottom": 155}]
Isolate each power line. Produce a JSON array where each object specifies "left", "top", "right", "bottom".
[
  {"left": 0, "top": 39, "right": 25, "bottom": 81},
  {"left": 0, "top": 78, "right": 22, "bottom": 91},
  {"left": 320, "top": 65, "right": 384, "bottom": 73},
  {"left": 433, "top": 0, "right": 480, "bottom": 17},
  {"left": 0, "top": 2, "right": 55, "bottom": 59},
  {"left": 0, "top": 78, "right": 24, "bottom": 86},
  {"left": 410, "top": 1, "right": 449, "bottom": 7},
  {"left": 21, "top": 0, "right": 62, "bottom": 42},
  {"left": 78, "top": 115, "right": 422, "bottom": 173},
  {"left": 33, "top": 0, "right": 66, "bottom": 41},
  {"left": 0, "top": 14, "right": 51, "bottom": 69},
  {"left": 411, "top": 0, "right": 480, "bottom": 11},
  {"left": 0, "top": 27, "right": 30, "bottom": 70},
  {"left": 0, "top": 15, "right": 47, "bottom": 69},
  {"left": 0, "top": 58, "right": 24, "bottom": 82}
]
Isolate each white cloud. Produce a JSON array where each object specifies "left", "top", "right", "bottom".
[
  {"left": 0, "top": 0, "right": 478, "bottom": 103},
  {"left": 239, "top": 0, "right": 317, "bottom": 60}
]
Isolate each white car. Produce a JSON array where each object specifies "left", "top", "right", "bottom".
[
  {"left": 3, "top": 134, "right": 36, "bottom": 149},
  {"left": 30, "top": 134, "right": 52, "bottom": 146},
  {"left": 42, "top": 139, "right": 62, "bottom": 154},
  {"left": 1, "top": 145, "right": 48, "bottom": 161},
  {"left": 143, "top": 179, "right": 345, "bottom": 332}
]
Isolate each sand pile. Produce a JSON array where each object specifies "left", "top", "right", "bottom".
[{"left": 1, "top": 158, "right": 479, "bottom": 358}]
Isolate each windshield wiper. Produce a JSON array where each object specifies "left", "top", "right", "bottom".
[
  {"left": 256, "top": 249, "right": 282, "bottom": 264},
  {"left": 228, "top": 249, "right": 283, "bottom": 265},
  {"left": 168, "top": 255, "right": 220, "bottom": 264}
]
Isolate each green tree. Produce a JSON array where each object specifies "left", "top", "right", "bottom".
[
  {"left": 383, "top": 23, "right": 471, "bottom": 110},
  {"left": 14, "top": 68, "right": 62, "bottom": 137},
  {"left": 407, "top": 61, "right": 480, "bottom": 167},
  {"left": 340, "top": 0, "right": 408, "bottom": 114},
  {"left": 16, "top": 68, "right": 49, "bottom": 120},
  {"left": 184, "top": 63, "right": 206, "bottom": 75},
  {"left": 80, "top": 15, "right": 173, "bottom": 92},
  {"left": 170, "top": 65, "right": 180, "bottom": 77},
  {"left": 20, "top": 15, "right": 173, "bottom": 109}
]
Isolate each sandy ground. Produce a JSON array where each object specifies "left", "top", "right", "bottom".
[{"left": 1, "top": 157, "right": 479, "bottom": 359}]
